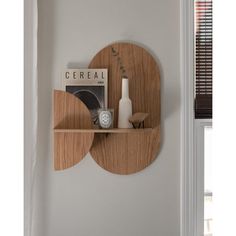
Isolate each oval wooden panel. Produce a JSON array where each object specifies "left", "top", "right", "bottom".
[
  {"left": 89, "top": 42, "right": 161, "bottom": 174},
  {"left": 54, "top": 90, "right": 94, "bottom": 170}
]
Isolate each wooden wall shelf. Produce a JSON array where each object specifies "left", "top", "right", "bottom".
[
  {"left": 54, "top": 128, "right": 153, "bottom": 133},
  {"left": 53, "top": 42, "right": 160, "bottom": 174}
]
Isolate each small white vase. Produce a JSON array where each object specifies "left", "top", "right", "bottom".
[{"left": 118, "top": 78, "right": 132, "bottom": 128}]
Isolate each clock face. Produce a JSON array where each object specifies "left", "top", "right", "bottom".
[{"left": 99, "top": 110, "right": 112, "bottom": 128}]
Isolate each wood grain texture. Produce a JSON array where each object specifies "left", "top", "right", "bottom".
[
  {"left": 54, "top": 90, "right": 94, "bottom": 170},
  {"left": 91, "top": 126, "right": 160, "bottom": 175},
  {"left": 89, "top": 42, "right": 160, "bottom": 128},
  {"left": 89, "top": 42, "right": 161, "bottom": 174},
  {"left": 54, "top": 90, "right": 93, "bottom": 129}
]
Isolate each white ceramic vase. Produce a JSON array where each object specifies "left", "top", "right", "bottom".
[{"left": 118, "top": 78, "right": 132, "bottom": 128}]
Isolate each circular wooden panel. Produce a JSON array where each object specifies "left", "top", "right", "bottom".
[
  {"left": 89, "top": 42, "right": 161, "bottom": 174},
  {"left": 54, "top": 90, "right": 94, "bottom": 170}
]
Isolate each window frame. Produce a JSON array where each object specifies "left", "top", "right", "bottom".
[
  {"left": 180, "top": 1, "right": 212, "bottom": 236},
  {"left": 195, "top": 119, "right": 212, "bottom": 236}
]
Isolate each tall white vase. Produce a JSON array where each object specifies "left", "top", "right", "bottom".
[{"left": 118, "top": 78, "right": 132, "bottom": 128}]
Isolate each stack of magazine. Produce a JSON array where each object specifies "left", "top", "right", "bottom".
[{"left": 63, "top": 69, "right": 108, "bottom": 127}]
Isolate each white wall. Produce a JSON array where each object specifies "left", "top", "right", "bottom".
[{"left": 34, "top": 0, "right": 180, "bottom": 235}]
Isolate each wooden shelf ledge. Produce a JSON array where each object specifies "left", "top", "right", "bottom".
[{"left": 54, "top": 128, "right": 153, "bottom": 134}]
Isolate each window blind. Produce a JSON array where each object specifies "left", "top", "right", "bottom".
[{"left": 195, "top": 0, "right": 212, "bottom": 119}]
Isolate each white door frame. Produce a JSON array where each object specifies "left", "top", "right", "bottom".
[
  {"left": 24, "top": 1, "right": 38, "bottom": 236},
  {"left": 180, "top": 0, "right": 196, "bottom": 235}
]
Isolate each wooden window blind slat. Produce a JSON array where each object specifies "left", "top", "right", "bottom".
[{"left": 195, "top": 0, "right": 213, "bottom": 119}]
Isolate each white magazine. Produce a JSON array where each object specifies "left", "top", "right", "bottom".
[{"left": 63, "top": 69, "right": 108, "bottom": 126}]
